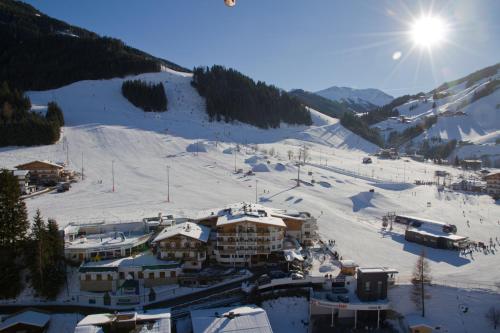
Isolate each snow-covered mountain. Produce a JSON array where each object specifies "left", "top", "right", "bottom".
[
  {"left": 315, "top": 86, "right": 394, "bottom": 110},
  {"left": 373, "top": 64, "right": 500, "bottom": 166}
]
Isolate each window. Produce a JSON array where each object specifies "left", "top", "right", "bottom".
[
  {"left": 170, "top": 271, "right": 176, "bottom": 278},
  {"left": 149, "top": 272, "right": 155, "bottom": 280},
  {"left": 96, "top": 274, "right": 102, "bottom": 281},
  {"left": 85, "top": 274, "right": 91, "bottom": 281},
  {"left": 377, "top": 281, "right": 383, "bottom": 295},
  {"left": 170, "top": 241, "right": 176, "bottom": 248},
  {"left": 365, "top": 281, "right": 371, "bottom": 292},
  {"left": 107, "top": 274, "right": 113, "bottom": 281},
  {"left": 138, "top": 272, "right": 144, "bottom": 279},
  {"left": 160, "top": 272, "right": 166, "bottom": 279},
  {"left": 119, "top": 272, "right": 125, "bottom": 279}
]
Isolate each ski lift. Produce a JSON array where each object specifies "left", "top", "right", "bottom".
[{"left": 224, "top": 0, "right": 236, "bottom": 7}]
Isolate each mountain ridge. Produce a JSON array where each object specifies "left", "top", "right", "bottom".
[{"left": 315, "top": 86, "right": 394, "bottom": 110}]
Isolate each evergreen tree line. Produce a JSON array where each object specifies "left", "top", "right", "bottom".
[
  {"left": 418, "top": 139, "right": 457, "bottom": 160},
  {"left": 122, "top": 80, "right": 168, "bottom": 112},
  {"left": 340, "top": 112, "right": 384, "bottom": 147},
  {"left": 0, "top": 0, "right": 189, "bottom": 91},
  {"left": 387, "top": 115, "right": 438, "bottom": 148},
  {"left": 361, "top": 94, "right": 420, "bottom": 125},
  {"left": 192, "top": 66, "right": 312, "bottom": 129},
  {"left": 0, "top": 82, "right": 64, "bottom": 147},
  {"left": 289, "top": 89, "right": 349, "bottom": 118},
  {"left": 0, "top": 170, "right": 66, "bottom": 299}
]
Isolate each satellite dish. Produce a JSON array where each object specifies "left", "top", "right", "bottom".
[{"left": 225, "top": 0, "right": 236, "bottom": 7}]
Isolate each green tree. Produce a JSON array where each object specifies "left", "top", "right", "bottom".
[
  {"left": 0, "top": 169, "right": 29, "bottom": 298},
  {"left": 46, "top": 101, "right": 64, "bottom": 126},
  {"left": 28, "top": 212, "right": 66, "bottom": 299}
]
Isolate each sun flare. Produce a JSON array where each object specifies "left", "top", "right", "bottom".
[{"left": 410, "top": 15, "right": 448, "bottom": 48}]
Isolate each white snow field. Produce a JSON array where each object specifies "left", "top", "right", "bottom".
[{"left": 0, "top": 68, "right": 499, "bottom": 289}]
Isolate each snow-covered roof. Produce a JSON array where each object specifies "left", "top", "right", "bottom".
[
  {"left": 77, "top": 314, "right": 114, "bottom": 327},
  {"left": 340, "top": 260, "right": 358, "bottom": 268},
  {"left": 396, "top": 214, "right": 449, "bottom": 226},
  {"left": 153, "top": 222, "right": 210, "bottom": 243},
  {"left": 65, "top": 231, "right": 150, "bottom": 251},
  {"left": 405, "top": 313, "right": 436, "bottom": 328},
  {"left": 191, "top": 305, "right": 273, "bottom": 333},
  {"left": 15, "top": 160, "right": 64, "bottom": 169},
  {"left": 217, "top": 214, "right": 286, "bottom": 228},
  {"left": 358, "top": 267, "right": 398, "bottom": 274},
  {"left": 76, "top": 311, "right": 171, "bottom": 333},
  {"left": 283, "top": 249, "right": 304, "bottom": 262},
  {"left": 74, "top": 325, "right": 105, "bottom": 333},
  {"left": 0, "top": 310, "right": 50, "bottom": 330},
  {"left": 407, "top": 227, "right": 468, "bottom": 241},
  {"left": 79, "top": 252, "right": 179, "bottom": 271}
]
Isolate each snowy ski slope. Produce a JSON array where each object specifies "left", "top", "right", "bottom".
[{"left": 0, "top": 68, "right": 499, "bottom": 287}]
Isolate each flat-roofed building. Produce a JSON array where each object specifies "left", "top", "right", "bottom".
[
  {"left": 64, "top": 221, "right": 151, "bottom": 262},
  {"left": 79, "top": 253, "right": 180, "bottom": 293},
  {"left": 191, "top": 305, "right": 273, "bottom": 333},
  {"left": 76, "top": 311, "right": 170, "bottom": 333},
  {"left": 153, "top": 222, "right": 210, "bottom": 270}
]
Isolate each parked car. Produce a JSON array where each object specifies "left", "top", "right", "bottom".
[
  {"left": 337, "top": 295, "right": 349, "bottom": 303},
  {"left": 257, "top": 274, "right": 271, "bottom": 285},
  {"left": 291, "top": 272, "right": 304, "bottom": 280},
  {"left": 57, "top": 182, "right": 71, "bottom": 193},
  {"left": 362, "top": 157, "right": 372, "bottom": 164},
  {"left": 269, "top": 270, "right": 287, "bottom": 279}
]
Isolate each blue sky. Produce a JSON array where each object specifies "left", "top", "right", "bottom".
[{"left": 25, "top": 0, "right": 500, "bottom": 97}]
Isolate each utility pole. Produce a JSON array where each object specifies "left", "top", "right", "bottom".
[
  {"left": 255, "top": 179, "right": 258, "bottom": 203},
  {"left": 81, "top": 152, "right": 84, "bottom": 180},
  {"left": 112, "top": 160, "right": 115, "bottom": 192},
  {"left": 167, "top": 165, "right": 171, "bottom": 202},
  {"left": 234, "top": 147, "right": 237, "bottom": 173},
  {"left": 296, "top": 163, "right": 301, "bottom": 187}
]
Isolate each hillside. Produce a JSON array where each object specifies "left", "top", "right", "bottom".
[
  {"left": 0, "top": 0, "right": 189, "bottom": 91},
  {"left": 373, "top": 65, "right": 500, "bottom": 165},
  {"left": 289, "top": 89, "right": 349, "bottom": 118}
]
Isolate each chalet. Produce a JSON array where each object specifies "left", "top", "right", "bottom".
[
  {"left": 460, "top": 159, "right": 482, "bottom": 171},
  {"left": 405, "top": 314, "right": 443, "bottom": 333},
  {"left": 340, "top": 260, "right": 358, "bottom": 276},
  {"left": 15, "top": 160, "right": 65, "bottom": 184},
  {"left": 0, "top": 309, "right": 50, "bottom": 333},
  {"left": 190, "top": 305, "right": 273, "bottom": 333},
  {"left": 152, "top": 222, "right": 210, "bottom": 270},
  {"left": 78, "top": 253, "right": 180, "bottom": 293},
  {"left": 377, "top": 148, "right": 398, "bottom": 160},
  {"left": 485, "top": 172, "right": 500, "bottom": 199}
]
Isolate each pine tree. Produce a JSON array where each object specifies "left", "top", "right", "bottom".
[
  {"left": 28, "top": 212, "right": 66, "bottom": 299},
  {"left": 0, "top": 169, "right": 29, "bottom": 298},
  {"left": 29, "top": 209, "right": 48, "bottom": 296},
  {"left": 411, "top": 250, "right": 432, "bottom": 317}
]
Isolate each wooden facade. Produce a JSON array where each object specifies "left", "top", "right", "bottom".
[
  {"left": 15, "top": 160, "right": 64, "bottom": 184},
  {"left": 157, "top": 234, "right": 207, "bottom": 270}
]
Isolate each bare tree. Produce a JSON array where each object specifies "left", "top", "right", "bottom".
[
  {"left": 486, "top": 307, "right": 500, "bottom": 330},
  {"left": 411, "top": 250, "right": 432, "bottom": 317},
  {"left": 287, "top": 150, "right": 294, "bottom": 160}
]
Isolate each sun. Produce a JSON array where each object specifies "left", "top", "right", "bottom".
[{"left": 410, "top": 15, "right": 448, "bottom": 48}]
